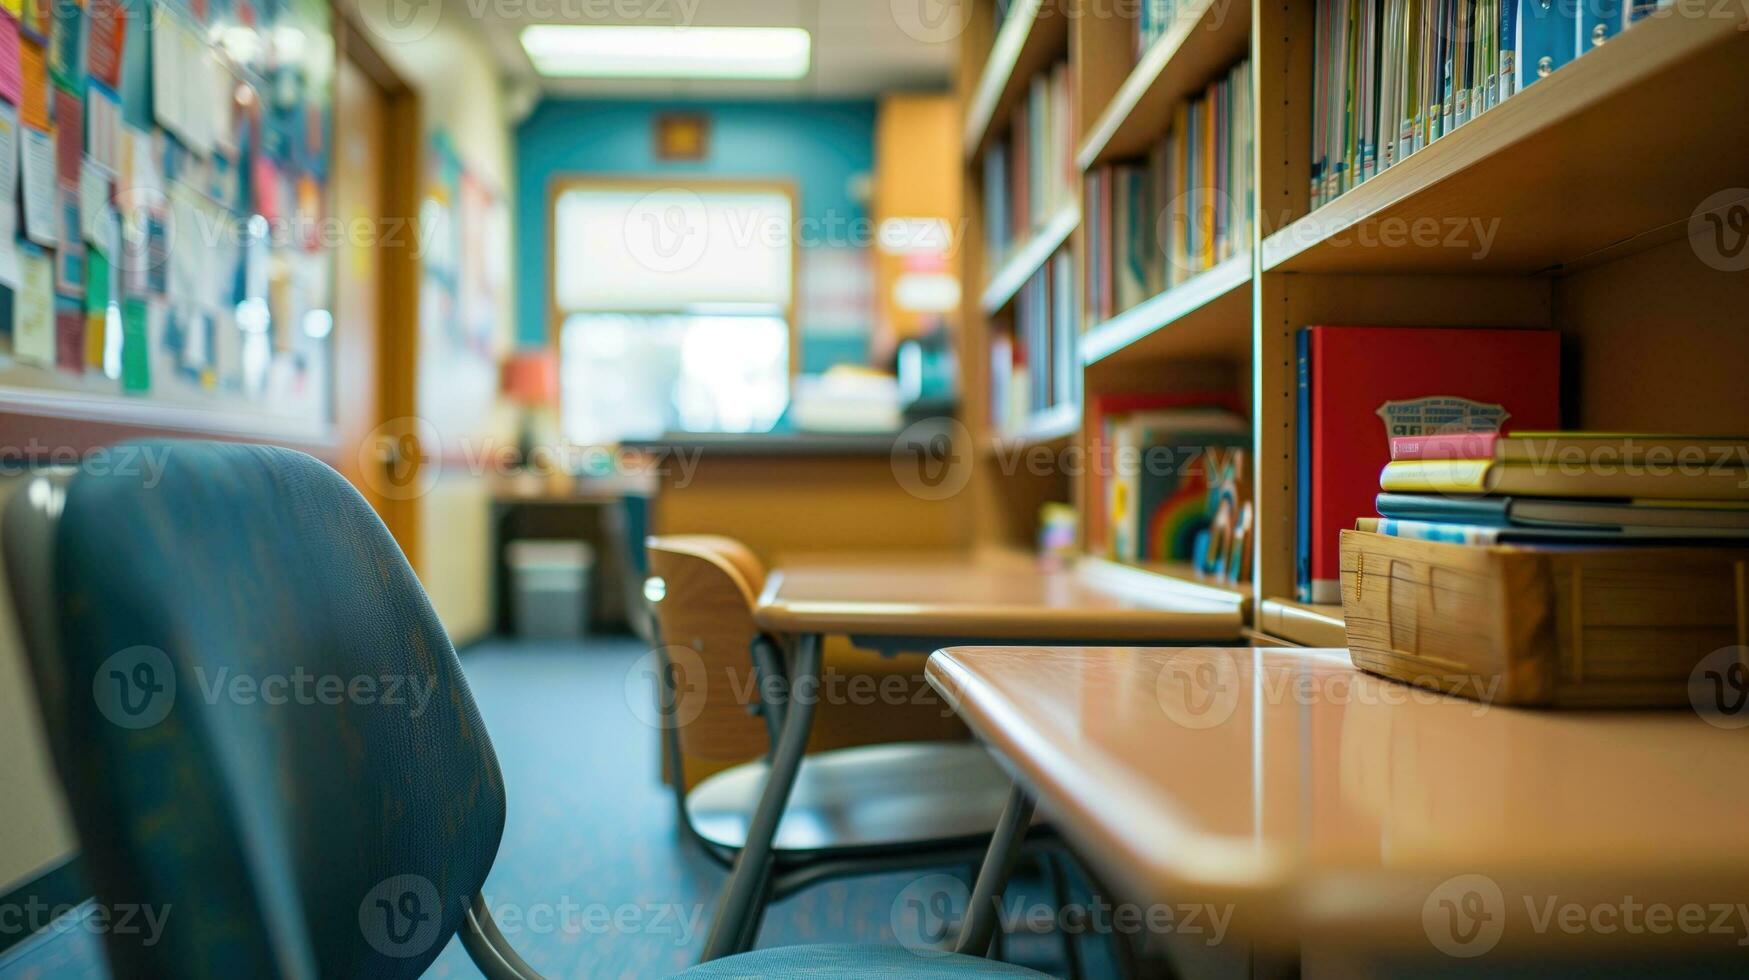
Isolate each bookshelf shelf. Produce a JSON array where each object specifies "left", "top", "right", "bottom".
[
  {"left": 980, "top": 204, "right": 1081, "bottom": 315},
  {"left": 1075, "top": 0, "right": 1252, "bottom": 171},
  {"left": 963, "top": 0, "right": 1070, "bottom": 160},
  {"left": 990, "top": 402, "right": 1081, "bottom": 453},
  {"left": 1257, "top": 599, "right": 1347, "bottom": 648},
  {"left": 1260, "top": 12, "right": 1749, "bottom": 275},
  {"left": 1081, "top": 254, "right": 1252, "bottom": 367},
  {"left": 1078, "top": 555, "right": 1252, "bottom": 615}
]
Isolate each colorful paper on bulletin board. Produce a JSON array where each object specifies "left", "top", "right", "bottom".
[
  {"left": 19, "top": 124, "right": 54, "bottom": 246},
  {"left": 48, "top": 0, "right": 82, "bottom": 91},
  {"left": 0, "top": 15, "right": 21, "bottom": 106},
  {"left": 85, "top": 81, "right": 121, "bottom": 171},
  {"left": 86, "top": 0, "right": 126, "bottom": 89},
  {"left": 120, "top": 295, "right": 147, "bottom": 391},
  {"left": 52, "top": 85, "right": 78, "bottom": 184},
  {"left": 18, "top": 37, "right": 47, "bottom": 128},
  {"left": 0, "top": 0, "right": 20, "bottom": 23},
  {"left": 13, "top": 245, "right": 52, "bottom": 365},
  {"left": 0, "top": 103, "right": 18, "bottom": 290},
  {"left": 84, "top": 245, "right": 108, "bottom": 369},
  {"left": 20, "top": 0, "right": 49, "bottom": 39},
  {"left": 146, "top": 209, "right": 168, "bottom": 296},
  {"left": 54, "top": 297, "right": 82, "bottom": 371},
  {"left": 55, "top": 188, "right": 82, "bottom": 297},
  {"left": 118, "top": 0, "right": 149, "bottom": 129},
  {"left": 85, "top": 243, "right": 107, "bottom": 311}
]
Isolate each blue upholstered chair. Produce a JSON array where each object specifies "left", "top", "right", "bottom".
[{"left": 2, "top": 441, "right": 1047, "bottom": 979}]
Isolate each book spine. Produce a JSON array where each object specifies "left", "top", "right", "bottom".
[
  {"left": 1296, "top": 328, "right": 1314, "bottom": 602},
  {"left": 1500, "top": 0, "right": 1516, "bottom": 98}
]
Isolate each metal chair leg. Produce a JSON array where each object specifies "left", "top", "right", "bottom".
[
  {"left": 748, "top": 634, "right": 787, "bottom": 758},
  {"left": 955, "top": 782, "right": 1036, "bottom": 957},
  {"left": 701, "top": 632, "right": 823, "bottom": 961},
  {"left": 462, "top": 893, "right": 546, "bottom": 980},
  {"left": 1046, "top": 852, "right": 1085, "bottom": 980}
]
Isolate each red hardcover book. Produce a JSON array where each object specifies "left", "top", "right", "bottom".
[
  {"left": 1389, "top": 431, "right": 1502, "bottom": 460},
  {"left": 1306, "top": 326, "right": 1560, "bottom": 602}
]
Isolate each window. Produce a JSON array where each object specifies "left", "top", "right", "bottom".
[{"left": 552, "top": 183, "right": 795, "bottom": 443}]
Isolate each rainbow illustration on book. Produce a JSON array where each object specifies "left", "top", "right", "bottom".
[{"left": 1144, "top": 482, "right": 1212, "bottom": 561}]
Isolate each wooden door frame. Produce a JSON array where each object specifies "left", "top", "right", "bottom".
[{"left": 336, "top": 13, "right": 425, "bottom": 569}]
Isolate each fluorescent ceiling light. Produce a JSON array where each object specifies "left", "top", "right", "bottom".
[{"left": 520, "top": 26, "right": 811, "bottom": 80}]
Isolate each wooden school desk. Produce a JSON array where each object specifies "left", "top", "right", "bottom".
[
  {"left": 699, "top": 551, "right": 1245, "bottom": 959},
  {"left": 925, "top": 645, "right": 1749, "bottom": 970}
]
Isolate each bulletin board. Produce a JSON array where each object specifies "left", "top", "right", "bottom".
[
  {"left": 416, "top": 131, "right": 505, "bottom": 453},
  {"left": 0, "top": 0, "right": 337, "bottom": 445}
]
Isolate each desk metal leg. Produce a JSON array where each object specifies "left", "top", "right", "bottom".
[
  {"left": 701, "top": 632, "right": 822, "bottom": 962},
  {"left": 956, "top": 782, "right": 1036, "bottom": 957}
]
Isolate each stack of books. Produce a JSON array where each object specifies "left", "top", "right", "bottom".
[
  {"left": 1084, "top": 58, "right": 1252, "bottom": 322},
  {"left": 1364, "top": 432, "right": 1749, "bottom": 544},
  {"left": 1307, "top": 0, "right": 1668, "bottom": 209},
  {"left": 990, "top": 249, "right": 1079, "bottom": 435},
  {"left": 983, "top": 61, "right": 1076, "bottom": 267}
]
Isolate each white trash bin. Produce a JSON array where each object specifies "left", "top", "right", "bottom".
[{"left": 508, "top": 540, "right": 594, "bottom": 640}]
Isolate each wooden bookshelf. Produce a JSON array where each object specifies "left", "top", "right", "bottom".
[
  {"left": 1077, "top": 555, "right": 1252, "bottom": 616},
  {"left": 980, "top": 204, "right": 1081, "bottom": 314},
  {"left": 989, "top": 401, "right": 1081, "bottom": 453},
  {"left": 1075, "top": 0, "right": 1253, "bottom": 170},
  {"left": 956, "top": 0, "right": 1749, "bottom": 640},
  {"left": 1080, "top": 253, "right": 1251, "bottom": 366},
  {"left": 963, "top": 0, "right": 1071, "bottom": 159},
  {"left": 1256, "top": 599, "right": 1347, "bottom": 648}
]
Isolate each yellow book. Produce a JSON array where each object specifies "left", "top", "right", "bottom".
[
  {"left": 1380, "top": 459, "right": 1749, "bottom": 500},
  {"left": 1170, "top": 102, "right": 1189, "bottom": 284}
]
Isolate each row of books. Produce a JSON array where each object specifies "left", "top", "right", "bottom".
[
  {"left": 1363, "top": 431, "right": 1749, "bottom": 544},
  {"left": 1084, "top": 59, "right": 1253, "bottom": 324},
  {"left": 1135, "top": 0, "right": 1182, "bottom": 60},
  {"left": 1308, "top": 0, "right": 1662, "bottom": 209},
  {"left": 990, "top": 250, "right": 1080, "bottom": 435},
  {"left": 1087, "top": 392, "right": 1248, "bottom": 564},
  {"left": 983, "top": 62, "right": 1077, "bottom": 267}
]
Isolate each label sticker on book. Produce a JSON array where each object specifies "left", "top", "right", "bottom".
[{"left": 1375, "top": 397, "right": 1510, "bottom": 439}]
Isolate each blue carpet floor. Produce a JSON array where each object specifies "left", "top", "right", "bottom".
[{"left": 2, "top": 637, "right": 1100, "bottom": 978}]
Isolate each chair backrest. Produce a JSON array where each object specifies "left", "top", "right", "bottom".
[
  {"left": 3, "top": 441, "right": 506, "bottom": 979},
  {"left": 644, "top": 535, "right": 770, "bottom": 791}
]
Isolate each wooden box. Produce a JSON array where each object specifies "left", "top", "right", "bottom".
[{"left": 1339, "top": 530, "right": 1749, "bottom": 707}]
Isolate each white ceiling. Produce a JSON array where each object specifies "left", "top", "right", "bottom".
[{"left": 459, "top": 0, "right": 957, "bottom": 99}]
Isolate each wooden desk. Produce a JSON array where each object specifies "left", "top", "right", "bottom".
[
  {"left": 754, "top": 551, "right": 1245, "bottom": 647},
  {"left": 926, "top": 645, "right": 1749, "bottom": 963},
  {"left": 701, "top": 552, "right": 1244, "bottom": 960}
]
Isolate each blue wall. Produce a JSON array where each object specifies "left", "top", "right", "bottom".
[{"left": 515, "top": 98, "right": 877, "bottom": 370}]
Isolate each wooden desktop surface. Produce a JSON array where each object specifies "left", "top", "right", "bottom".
[
  {"left": 753, "top": 551, "right": 1244, "bottom": 640},
  {"left": 926, "top": 645, "right": 1749, "bottom": 956}
]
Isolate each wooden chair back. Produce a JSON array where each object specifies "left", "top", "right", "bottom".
[{"left": 645, "top": 535, "right": 771, "bottom": 791}]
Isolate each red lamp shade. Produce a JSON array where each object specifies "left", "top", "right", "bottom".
[{"left": 500, "top": 350, "right": 559, "bottom": 406}]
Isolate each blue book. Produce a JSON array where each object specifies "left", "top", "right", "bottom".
[
  {"left": 1295, "top": 328, "right": 1313, "bottom": 602},
  {"left": 1500, "top": 0, "right": 1518, "bottom": 100},
  {"left": 1374, "top": 492, "right": 1513, "bottom": 525},
  {"left": 1516, "top": 0, "right": 1579, "bottom": 91}
]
